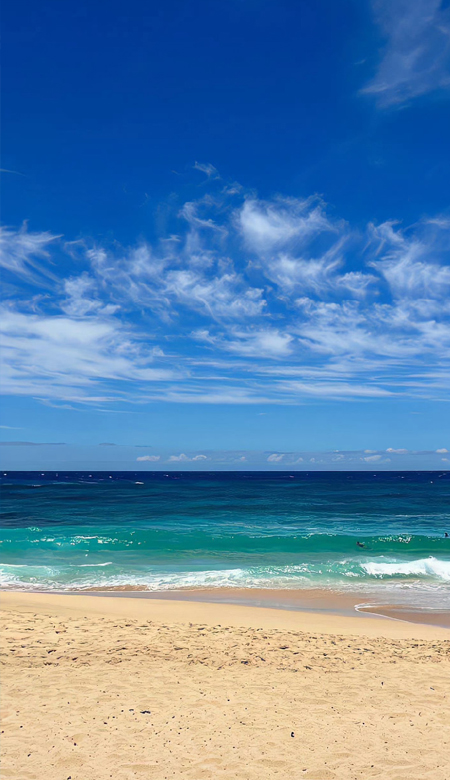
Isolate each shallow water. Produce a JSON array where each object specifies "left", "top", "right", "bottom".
[{"left": 1, "top": 471, "right": 449, "bottom": 610}]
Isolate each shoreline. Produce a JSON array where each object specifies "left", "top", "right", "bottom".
[
  {"left": 2, "top": 585, "right": 450, "bottom": 629},
  {"left": 87, "top": 586, "right": 450, "bottom": 629},
  {"left": 2, "top": 590, "right": 449, "bottom": 638}
]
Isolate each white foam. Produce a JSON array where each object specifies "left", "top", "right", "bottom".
[
  {"left": 362, "top": 557, "right": 450, "bottom": 580},
  {"left": 2, "top": 558, "right": 450, "bottom": 594}
]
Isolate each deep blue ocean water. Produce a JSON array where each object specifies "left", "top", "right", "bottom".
[{"left": 1, "top": 471, "right": 450, "bottom": 608}]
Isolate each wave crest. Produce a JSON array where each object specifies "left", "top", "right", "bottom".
[{"left": 362, "top": 557, "right": 450, "bottom": 580}]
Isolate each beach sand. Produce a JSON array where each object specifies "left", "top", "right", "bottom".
[{"left": 1, "top": 592, "right": 449, "bottom": 780}]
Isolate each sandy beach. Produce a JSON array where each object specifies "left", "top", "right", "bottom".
[{"left": 1, "top": 592, "right": 449, "bottom": 780}]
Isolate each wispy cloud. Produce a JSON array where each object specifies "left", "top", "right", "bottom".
[
  {"left": 136, "top": 455, "right": 160, "bottom": 461},
  {"left": 1, "top": 181, "right": 450, "bottom": 408},
  {"left": 0, "top": 168, "right": 26, "bottom": 176},
  {"left": 0, "top": 305, "right": 176, "bottom": 404},
  {"left": 368, "top": 219, "right": 450, "bottom": 297},
  {"left": 223, "top": 329, "right": 293, "bottom": 359},
  {"left": 0, "top": 225, "right": 60, "bottom": 284},
  {"left": 193, "top": 162, "right": 220, "bottom": 179},
  {"left": 362, "top": 0, "right": 450, "bottom": 107},
  {"left": 238, "top": 196, "right": 337, "bottom": 253}
]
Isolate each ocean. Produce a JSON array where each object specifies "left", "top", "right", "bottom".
[{"left": 1, "top": 471, "right": 450, "bottom": 611}]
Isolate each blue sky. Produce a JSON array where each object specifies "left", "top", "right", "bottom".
[{"left": 1, "top": 0, "right": 450, "bottom": 469}]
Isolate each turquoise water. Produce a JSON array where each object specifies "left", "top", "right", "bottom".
[{"left": 1, "top": 471, "right": 450, "bottom": 608}]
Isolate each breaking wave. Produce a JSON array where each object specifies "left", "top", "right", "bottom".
[
  {"left": 361, "top": 557, "right": 450, "bottom": 580},
  {"left": 1, "top": 556, "right": 450, "bottom": 592}
]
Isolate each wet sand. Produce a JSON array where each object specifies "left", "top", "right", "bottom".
[{"left": 79, "top": 585, "right": 450, "bottom": 629}]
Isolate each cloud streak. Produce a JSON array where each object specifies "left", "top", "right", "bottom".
[{"left": 362, "top": 0, "right": 450, "bottom": 107}]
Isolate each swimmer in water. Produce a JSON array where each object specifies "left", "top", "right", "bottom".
[
  {"left": 445, "top": 532, "right": 449, "bottom": 538},
  {"left": 356, "top": 541, "right": 365, "bottom": 548}
]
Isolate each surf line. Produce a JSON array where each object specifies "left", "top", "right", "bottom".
[{"left": 354, "top": 602, "right": 413, "bottom": 624}]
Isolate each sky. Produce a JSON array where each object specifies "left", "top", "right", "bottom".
[{"left": 1, "top": 0, "right": 450, "bottom": 470}]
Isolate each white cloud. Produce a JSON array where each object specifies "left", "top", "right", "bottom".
[
  {"left": 0, "top": 306, "right": 174, "bottom": 404},
  {"left": 293, "top": 296, "right": 448, "bottom": 366},
  {"left": 166, "top": 452, "right": 207, "bottom": 462},
  {"left": 238, "top": 197, "right": 378, "bottom": 301},
  {"left": 193, "top": 162, "right": 219, "bottom": 178},
  {"left": 151, "top": 388, "right": 276, "bottom": 405},
  {"left": 362, "top": 0, "right": 450, "bottom": 107},
  {"left": 87, "top": 228, "right": 265, "bottom": 322},
  {"left": 62, "top": 274, "right": 119, "bottom": 317},
  {"left": 238, "top": 196, "right": 336, "bottom": 253},
  {"left": 369, "top": 220, "right": 450, "bottom": 298},
  {"left": 136, "top": 455, "right": 160, "bottom": 462},
  {"left": 436, "top": 448, "right": 448, "bottom": 453},
  {"left": 179, "top": 198, "right": 227, "bottom": 234},
  {"left": 0, "top": 225, "right": 60, "bottom": 284},
  {"left": 386, "top": 447, "right": 409, "bottom": 454},
  {"left": 266, "top": 253, "right": 376, "bottom": 298},
  {"left": 224, "top": 329, "right": 293, "bottom": 359},
  {"left": 163, "top": 268, "right": 266, "bottom": 319},
  {"left": 362, "top": 454, "right": 392, "bottom": 463},
  {"left": 278, "top": 379, "right": 391, "bottom": 399},
  {"left": 267, "top": 453, "right": 285, "bottom": 462},
  {"left": 2, "top": 189, "right": 450, "bottom": 408}
]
